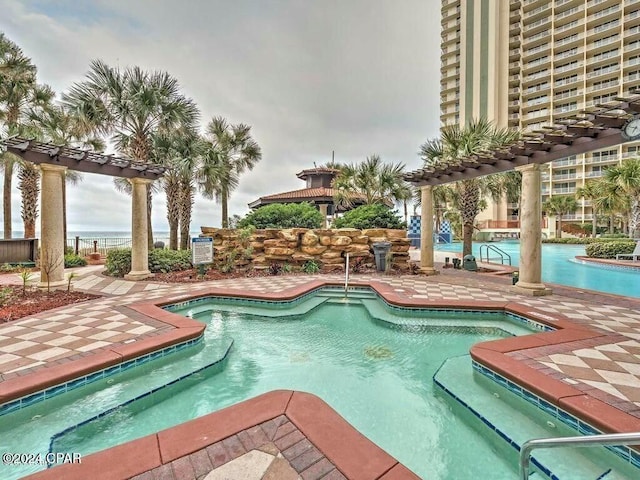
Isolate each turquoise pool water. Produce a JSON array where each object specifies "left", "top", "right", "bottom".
[
  {"left": 436, "top": 242, "right": 640, "bottom": 298},
  {"left": 0, "top": 289, "right": 635, "bottom": 479}
]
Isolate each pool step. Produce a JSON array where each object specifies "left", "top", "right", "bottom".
[
  {"left": 3, "top": 339, "right": 232, "bottom": 458},
  {"left": 359, "top": 299, "right": 534, "bottom": 336},
  {"left": 184, "top": 296, "right": 329, "bottom": 319},
  {"left": 434, "top": 356, "right": 636, "bottom": 480},
  {"left": 316, "top": 288, "right": 379, "bottom": 300}
]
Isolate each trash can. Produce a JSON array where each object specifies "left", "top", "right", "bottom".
[
  {"left": 462, "top": 254, "right": 477, "bottom": 272},
  {"left": 372, "top": 241, "right": 392, "bottom": 272}
]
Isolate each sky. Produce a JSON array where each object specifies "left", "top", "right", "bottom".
[{"left": 0, "top": 0, "right": 441, "bottom": 234}]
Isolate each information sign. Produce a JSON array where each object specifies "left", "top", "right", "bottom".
[{"left": 191, "top": 237, "right": 213, "bottom": 265}]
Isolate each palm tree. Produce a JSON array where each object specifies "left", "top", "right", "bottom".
[
  {"left": 63, "top": 60, "right": 199, "bottom": 247},
  {"left": 604, "top": 158, "right": 640, "bottom": 238},
  {"left": 332, "top": 155, "right": 407, "bottom": 208},
  {"left": 199, "top": 116, "right": 262, "bottom": 228},
  {"left": 420, "top": 118, "right": 520, "bottom": 256},
  {"left": 0, "top": 33, "right": 38, "bottom": 238},
  {"left": 14, "top": 84, "right": 55, "bottom": 239},
  {"left": 28, "top": 102, "right": 105, "bottom": 248},
  {"left": 576, "top": 180, "right": 603, "bottom": 237},
  {"left": 151, "top": 130, "right": 200, "bottom": 249},
  {"left": 543, "top": 195, "right": 578, "bottom": 239}
]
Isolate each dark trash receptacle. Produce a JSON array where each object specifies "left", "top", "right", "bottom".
[
  {"left": 153, "top": 241, "right": 165, "bottom": 249},
  {"left": 462, "top": 254, "right": 477, "bottom": 271},
  {"left": 372, "top": 241, "right": 392, "bottom": 272}
]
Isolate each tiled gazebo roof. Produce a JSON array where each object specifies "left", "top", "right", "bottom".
[{"left": 248, "top": 187, "right": 367, "bottom": 209}]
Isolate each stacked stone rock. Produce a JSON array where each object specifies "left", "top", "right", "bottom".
[{"left": 200, "top": 227, "right": 410, "bottom": 272}]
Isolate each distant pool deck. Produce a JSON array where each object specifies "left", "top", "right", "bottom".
[{"left": 2, "top": 262, "right": 640, "bottom": 479}]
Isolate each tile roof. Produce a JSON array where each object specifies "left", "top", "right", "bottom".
[{"left": 260, "top": 187, "right": 336, "bottom": 201}]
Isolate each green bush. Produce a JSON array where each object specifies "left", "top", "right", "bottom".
[
  {"left": 334, "top": 204, "right": 405, "bottom": 229},
  {"left": 585, "top": 240, "right": 637, "bottom": 259},
  {"left": 543, "top": 238, "right": 629, "bottom": 245},
  {"left": 148, "top": 249, "right": 192, "bottom": 273},
  {"left": 105, "top": 248, "right": 132, "bottom": 276},
  {"left": 302, "top": 260, "right": 320, "bottom": 274},
  {"left": 599, "top": 233, "right": 629, "bottom": 239},
  {"left": 64, "top": 254, "right": 87, "bottom": 268},
  {"left": 106, "top": 248, "right": 193, "bottom": 276},
  {"left": 239, "top": 203, "right": 324, "bottom": 229}
]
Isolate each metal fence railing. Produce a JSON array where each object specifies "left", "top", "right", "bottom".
[{"left": 66, "top": 236, "right": 172, "bottom": 257}]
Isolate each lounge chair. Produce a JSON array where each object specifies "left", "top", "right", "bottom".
[{"left": 616, "top": 240, "right": 640, "bottom": 261}]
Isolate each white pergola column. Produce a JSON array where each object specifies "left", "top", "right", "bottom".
[
  {"left": 419, "top": 185, "right": 438, "bottom": 275},
  {"left": 514, "top": 164, "right": 551, "bottom": 296},
  {"left": 124, "top": 178, "right": 153, "bottom": 281},
  {"left": 38, "top": 164, "right": 67, "bottom": 290}
]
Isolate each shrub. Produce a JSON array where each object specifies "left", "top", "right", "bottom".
[
  {"left": 239, "top": 203, "right": 324, "bottom": 229},
  {"left": 105, "top": 248, "right": 132, "bottom": 276},
  {"left": 64, "top": 254, "right": 87, "bottom": 268},
  {"left": 268, "top": 262, "right": 283, "bottom": 275},
  {"left": 106, "top": 248, "right": 192, "bottom": 276},
  {"left": 542, "top": 238, "right": 628, "bottom": 245},
  {"left": 302, "top": 260, "right": 320, "bottom": 274},
  {"left": 148, "top": 249, "right": 192, "bottom": 273},
  {"left": 599, "top": 233, "right": 629, "bottom": 239},
  {"left": 334, "top": 204, "right": 405, "bottom": 229},
  {"left": 585, "top": 240, "right": 637, "bottom": 259}
]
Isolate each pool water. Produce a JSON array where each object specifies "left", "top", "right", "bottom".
[
  {"left": 0, "top": 290, "right": 635, "bottom": 479},
  {"left": 436, "top": 242, "right": 640, "bottom": 298}
]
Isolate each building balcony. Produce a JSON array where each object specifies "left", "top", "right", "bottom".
[
  {"left": 586, "top": 5, "right": 621, "bottom": 26},
  {"left": 586, "top": 80, "right": 618, "bottom": 92},
  {"left": 553, "top": 158, "right": 579, "bottom": 166},
  {"left": 552, "top": 174, "right": 577, "bottom": 180},
  {"left": 586, "top": 64, "right": 620, "bottom": 78}
]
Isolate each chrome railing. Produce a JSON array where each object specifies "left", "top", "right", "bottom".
[
  {"left": 520, "top": 432, "right": 640, "bottom": 480},
  {"left": 479, "top": 244, "right": 512, "bottom": 265}
]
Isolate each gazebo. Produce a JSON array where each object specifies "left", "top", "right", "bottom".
[
  {"left": 248, "top": 166, "right": 367, "bottom": 225},
  {"left": 1, "top": 137, "right": 166, "bottom": 288},
  {"left": 404, "top": 95, "right": 640, "bottom": 296}
]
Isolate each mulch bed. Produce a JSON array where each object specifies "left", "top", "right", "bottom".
[{"left": 0, "top": 286, "right": 100, "bottom": 324}]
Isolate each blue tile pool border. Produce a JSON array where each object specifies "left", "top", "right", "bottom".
[
  {"left": 47, "top": 340, "right": 233, "bottom": 459},
  {"left": 469, "top": 361, "right": 640, "bottom": 473},
  {"left": 0, "top": 335, "right": 204, "bottom": 417}
]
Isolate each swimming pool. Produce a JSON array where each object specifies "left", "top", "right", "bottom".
[
  {"left": 0, "top": 289, "right": 636, "bottom": 479},
  {"left": 436, "top": 242, "right": 640, "bottom": 298}
]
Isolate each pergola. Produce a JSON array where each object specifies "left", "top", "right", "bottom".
[
  {"left": 2, "top": 137, "right": 167, "bottom": 288},
  {"left": 404, "top": 94, "right": 640, "bottom": 295}
]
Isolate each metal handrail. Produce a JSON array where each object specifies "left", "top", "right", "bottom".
[
  {"left": 520, "top": 432, "right": 640, "bottom": 479},
  {"left": 344, "top": 253, "right": 350, "bottom": 293},
  {"left": 479, "top": 244, "right": 512, "bottom": 265}
]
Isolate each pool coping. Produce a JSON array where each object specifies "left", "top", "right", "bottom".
[
  {"left": 24, "top": 390, "right": 420, "bottom": 480},
  {"left": 6, "top": 278, "right": 640, "bottom": 478}
]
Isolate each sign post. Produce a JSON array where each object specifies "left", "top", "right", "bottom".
[{"left": 191, "top": 237, "right": 213, "bottom": 277}]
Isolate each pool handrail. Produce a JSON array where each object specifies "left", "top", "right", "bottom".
[
  {"left": 519, "top": 431, "right": 640, "bottom": 479},
  {"left": 344, "top": 252, "right": 350, "bottom": 293},
  {"left": 479, "top": 244, "right": 512, "bottom": 265}
]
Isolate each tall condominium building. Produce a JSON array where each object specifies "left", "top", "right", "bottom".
[{"left": 440, "top": 0, "right": 640, "bottom": 235}]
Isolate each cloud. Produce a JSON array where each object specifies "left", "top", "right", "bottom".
[{"left": 0, "top": 0, "right": 440, "bottom": 234}]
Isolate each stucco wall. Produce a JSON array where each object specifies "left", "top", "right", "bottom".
[{"left": 200, "top": 227, "right": 411, "bottom": 271}]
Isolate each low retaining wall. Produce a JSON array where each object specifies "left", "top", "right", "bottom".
[{"left": 200, "top": 227, "right": 411, "bottom": 271}]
